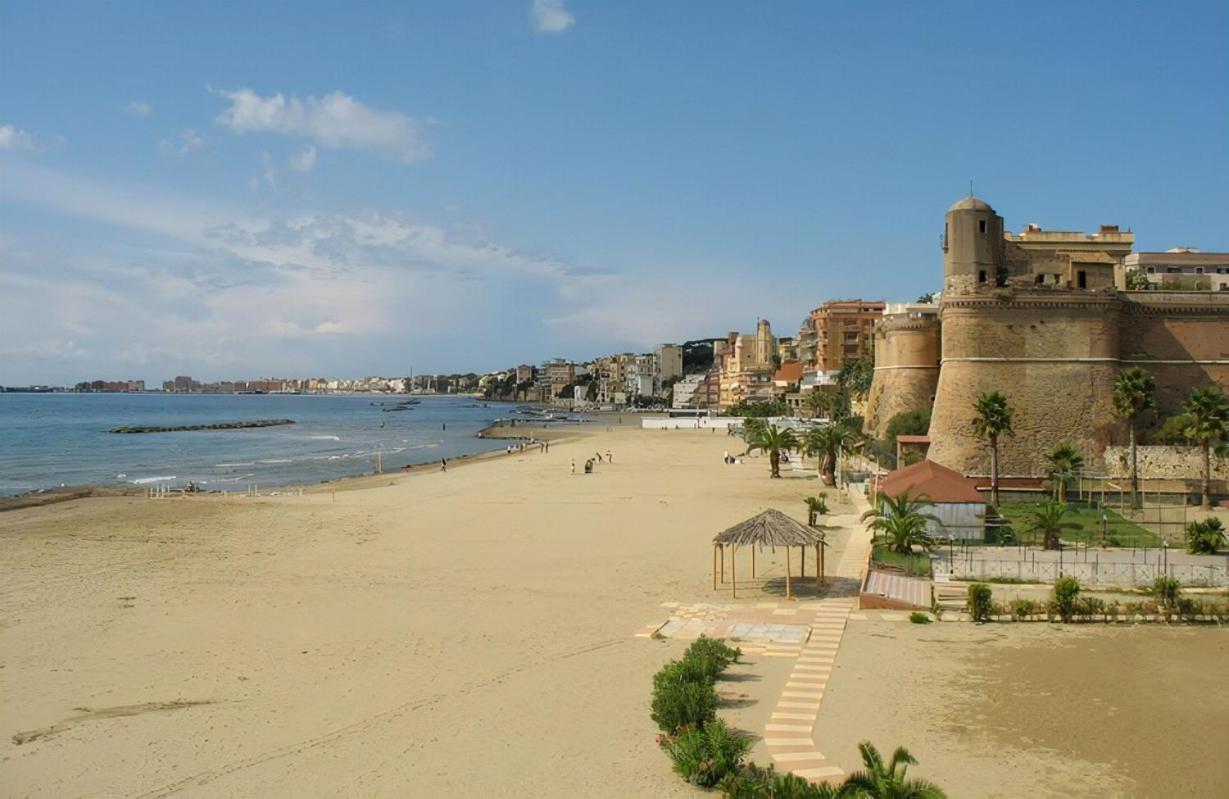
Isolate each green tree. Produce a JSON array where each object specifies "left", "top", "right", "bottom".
[
  {"left": 1125, "top": 269, "right": 1151, "bottom": 290},
  {"left": 1186, "top": 518, "right": 1226, "bottom": 555},
  {"left": 1026, "top": 500, "right": 1080, "bottom": 550},
  {"left": 1112, "top": 367, "right": 1156, "bottom": 508},
  {"left": 1044, "top": 443, "right": 1084, "bottom": 504},
  {"left": 841, "top": 741, "right": 947, "bottom": 799},
  {"left": 971, "top": 392, "right": 1013, "bottom": 506},
  {"left": 837, "top": 359, "right": 874, "bottom": 400},
  {"left": 1182, "top": 387, "right": 1229, "bottom": 510},
  {"left": 804, "top": 494, "right": 829, "bottom": 526},
  {"left": 861, "top": 491, "right": 939, "bottom": 554},
  {"left": 803, "top": 424, "right": 858, "bottom": 486},
  {"left": 804, "top": 390, "right": 826, "bottom": 420},
  {"left": 747, "top": 423, "right": 800, "bottom": 479}
]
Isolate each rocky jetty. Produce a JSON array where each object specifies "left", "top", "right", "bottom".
[{"left": 108, "top": 419, "right": 296, "bottom": 434}]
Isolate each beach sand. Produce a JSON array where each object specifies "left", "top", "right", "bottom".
[{"left": 2, "top": 424, "right": 1225, "bottom": 797}]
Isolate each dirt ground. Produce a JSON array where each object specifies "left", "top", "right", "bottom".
[{"left": 813, "top": 620, "right": 1229, "bottom": 798}]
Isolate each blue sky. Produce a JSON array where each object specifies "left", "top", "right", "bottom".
[{"left": 2, "top": 1, "right": 1226, "bottom": 384}]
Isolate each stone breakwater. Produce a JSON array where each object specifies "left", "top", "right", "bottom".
[{"left": 108, "top": 419, "right": 296, "bottom": 434}]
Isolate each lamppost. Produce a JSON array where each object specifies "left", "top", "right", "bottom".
[{"left": 1101, "top": 511, "right": 1108, "bottom": 547}]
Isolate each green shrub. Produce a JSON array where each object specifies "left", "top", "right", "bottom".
[
  {"left": 1009, "top": 598, "right": 1039, "bottom": 620},
  {"left": 1177, "top": 597, "right": 1201, "bottom": 620},
  {"left": 1075, "top": 596, "right": 1105, "bottom": 619},
  {"left": 651, "top": 661, "right": 719, "bottom": 734},
  {"left": 909, "top": 611, "right": 932, "bottom": 624},
  {"left": 1152, "top": 576, "right": 1181, "bottom": 609},
  {"left": 1051, "top": 576, "right": 1081, "bottom": 622},
  {"left": 720, "top": 762, "right": 834, "bottom": 798},
  {"left": 967, "top": 582, "right": 994, "bottom": 622},
  {"left": 686, "top": 636, "right": 740, "bottom": 677},
  {"left": 663, "top": 718, "right": 751, "bottom": 787}
]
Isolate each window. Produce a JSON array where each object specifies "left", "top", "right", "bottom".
[
  {"left": 1146, "top": 266, "right": 1155, "bottom": 273},
  {"left": 978, "top": 270, "right": 987, "bottom": 283},
  {"left": 1077, "top": 270, "right": 1087, "bottom": 289},
  {"left": 1195, "top": 267, "right": 1204, "bottom": 274},
  {"left": 978, "top": 219, "right": 987, "bottom": 233},
  {"left": 1035, "top": 274, "right": 1044, "bottom": 284}
]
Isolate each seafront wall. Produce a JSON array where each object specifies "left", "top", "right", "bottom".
[{"left": 1103, "top": 445, "right": 1229, "bottom": 483}]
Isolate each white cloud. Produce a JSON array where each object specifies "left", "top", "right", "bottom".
[
  {"left": 0, "top": 123, "right": 38, "bottom": 150},
  {"left": 215, "top": 88, "right": 431, "bottom": 164},
  {"left": 125, "top": 100, "right": 152, "bottom": 117},
  {"left": 158, "top": 129, "right": 203, "bottom": 156},
  {"left": 288, "top": 144, "right": 317, "bottom": 172},
  {"left": 531, "top": 0, "right": 575, "bottom": 34}
]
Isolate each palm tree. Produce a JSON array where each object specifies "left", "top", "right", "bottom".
[
  {"left": 803, "top": 424, "right": 858, "bottom": 486},
  {"left": 971, "top": 392, "right": 1013, "bottom": 506},
  {"left": 1112, "top": 367, "right": 1156, "bottom": 508},
  {"left": 1044, "top": 443, "right": 1084, "bottom": 504},
  {"left": 1026, "top": 500, "right": 1080, "bottom": 550},
  {"left": 861, "top": 492, "right": 940, "bottom": 554},
  {"left": 1182, "top": 387, "right": 1229, "bottom": 510},
  {"left": 842, "top": 741, "right": 947, "bottom": 799},
  {"left": 1186, "top": 518, "right": 1226, "bottom": 555},
  {"left": 747, "top": 423, "right": 800, "bottom": 478},
  {"left": 804, "top": 391, "right": 826, "bottom": 420},
  {"left": 804, "top": 494, "right": 829, "bottom": 526}
]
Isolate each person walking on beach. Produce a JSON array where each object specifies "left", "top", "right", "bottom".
[
  {"left": 606, "top": 450, "right": 612, "bottom": 464},
  {"left": 570, "top": 459, "right": 575, "bottom": 475},
  {"left": 440, "top": 458, "right": 447, "bottom": 472},
  {"left": 595, "top": 451, "right": 603, "bottom": 464}
]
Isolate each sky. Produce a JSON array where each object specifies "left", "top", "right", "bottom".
[{"left": 1, "top": 1, "right": 1226, "bottom": 385}]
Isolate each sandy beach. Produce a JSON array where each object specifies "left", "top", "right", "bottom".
[{"left": 2, "top": 424, "right": 1226, "bottom": 797}]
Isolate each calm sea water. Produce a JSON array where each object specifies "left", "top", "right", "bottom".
[{"left": 0, "top": 393, "right": 521, "bottom": 496}]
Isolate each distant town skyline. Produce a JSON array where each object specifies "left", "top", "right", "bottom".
[{"left": 2, "top": 1, "right": 1227, "bottom": 385}]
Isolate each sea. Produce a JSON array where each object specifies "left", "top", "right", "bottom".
[{"left": 0, "top": 393, "right": 533, "bottom": 497}]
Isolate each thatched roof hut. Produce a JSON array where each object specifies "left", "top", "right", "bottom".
[{"left": 712, "top": 509, "right": 827, "bottom": 599}]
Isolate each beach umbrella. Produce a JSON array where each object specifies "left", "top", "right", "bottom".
[{"left": 712, "top": 509, "right": 827, "bottom": 599}]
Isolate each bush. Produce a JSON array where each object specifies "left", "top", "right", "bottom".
[
  {"left": 1051, "top": 576, "right": 1081, "bottom": 622},
  {"left": 1177, "top": 597, "right": 1201, "bottom": 620},
  {"left": 663, "top": 718, "right": 751, "bottom": 787},
  {"left": 1075, "top": 596, "right": 1105, "bottom": 619},
  {"left": 651, "top": 661, "right": 719, "bottom": 734},
  {"left": 967, "top": 582, "right": 994, "bottom": 622},
  {"left": 1009, "top": 598, "right": 1039, "bottom": 620},
  {"left": 1152, "top": 576, "right": 1181, "bottom": 609},
  {"left": 720, "top": 762, "right": 833, "bottom": 798},
  {"left": 909, "top": 611, "right": 932, "bottom": 624},
  {"left": 686, "top": 636, "right": 741, "bottom": 677}
]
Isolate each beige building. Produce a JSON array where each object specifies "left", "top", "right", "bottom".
[
  {"left": 1125, "top": 249, "right": 1229, "bottom": 292},
  {"left": 718, "top": 320, "right": 778, "bottom": 409}
]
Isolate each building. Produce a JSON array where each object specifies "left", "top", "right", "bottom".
[
  {"left": 656, "top": 344, "right": 683, "bottom": 384},
  {"left": 797, "top": 299, "right": 885, "bottom": 375},
  {"left": 717, "top": 320, "right": 778, "bottom": 409},
  {"left": 1124, "top": 249, "right": 1229, "bottom": 292},
  {"left": 878, "top": 460, "right": 986, "bottom": 540},
  {"left": 671, "top": 373, "right": 705, "bottom": 408},
  {"left": 515, "top": 364, "right": 536, "bottom": 385},
  {"left": 869, "top": 196, "right": 1229, "bottom": 478}
]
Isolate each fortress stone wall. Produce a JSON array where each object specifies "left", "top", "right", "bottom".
[
  {"left": 870, "top": 197, "right": 1229, "bottom": 478},
  {"left": 866, "top": 314, "right": 940, "bottom": 438}
]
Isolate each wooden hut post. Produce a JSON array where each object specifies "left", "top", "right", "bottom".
[
  {"left": 731, "top": 545, "right": 738, "bottom": 599},
  {"left": 712, "top": 544, "right": 718, "bottom": 590},
  {"left": 720, "top": 545, "right": 725, "bottom": 583},
  {"left": 800, "top": 546, "right": 805, "bottom": 578},
  {"left": 785, "top": 546, "right": 792, "bottom": 599},
  {"left": 816, "top": 543, "right": 822, "bottom": 590},
  {"left": 751, "top": 545, "right": 756, "bottom": 578}
]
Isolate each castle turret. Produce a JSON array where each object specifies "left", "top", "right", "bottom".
[{"left": 943, "top": 197, "right": 1004, "bottom": 293}]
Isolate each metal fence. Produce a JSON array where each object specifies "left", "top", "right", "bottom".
[{"left": 936, "top": 549, "right": 1229, "bottom": 587}]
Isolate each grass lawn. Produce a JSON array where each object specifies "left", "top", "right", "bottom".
[
  {"left": 871, "top": 543, "right": 932, "bottom": 577},
  {"left": 996, "top": 502, "right": 1162, "bottom": 548}
]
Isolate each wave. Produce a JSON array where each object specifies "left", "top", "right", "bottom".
[
  {"left": 257, "top": 458, "right": 294, "bottom": 464},
  {"left": 130, "top": 475, "right": 176, "bottom": 484},
  {"left": 215, "top": 462, "right": 256, "bottom": 468},
  {"left": 309, "top": 435, "right": 341, "bottom": 441}
]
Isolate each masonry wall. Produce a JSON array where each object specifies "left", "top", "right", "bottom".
[
  {"left": 865, "top": 316, "right": 941, "bottom": 439},
  {"left": 1119, "top": 293, "right": 1229, "bottom": 418},
  {"left": 926, "top": 291, "right": 1121, "bottom": 476}
]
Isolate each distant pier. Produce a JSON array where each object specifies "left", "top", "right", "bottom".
[{"left": 108, "top": 419, "right": 296, "bottom": 434}]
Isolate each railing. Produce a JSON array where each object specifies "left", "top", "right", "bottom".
[{"left": 943, "top": 556, "right": 1229, "bottom": 587}]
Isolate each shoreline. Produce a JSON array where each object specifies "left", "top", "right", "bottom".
[{"left": 0, "top": 421, "right": 593, "bottom": 512}]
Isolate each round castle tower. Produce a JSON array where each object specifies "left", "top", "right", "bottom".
[
  {"left": 927, "top": 197, "right": 1123, "bottom": 477},
  {"left": 865, "top": 310, "right": 941, "bottom": 439}
]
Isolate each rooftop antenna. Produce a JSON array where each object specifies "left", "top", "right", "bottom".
[{"left": 969, "top": 179, "right": 974, "bottom": 197}]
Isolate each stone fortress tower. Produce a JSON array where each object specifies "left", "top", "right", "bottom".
[{"left": 870, "top": 196, "right": 1229, "bottom": 478}]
